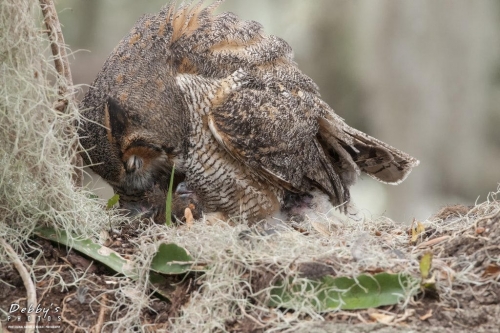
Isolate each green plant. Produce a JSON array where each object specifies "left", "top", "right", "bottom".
[{"left": 165, "top": 164, "right": 175, "bottom": 226}]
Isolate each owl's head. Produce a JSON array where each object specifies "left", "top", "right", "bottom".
[
  {"left": 79, "top": 92, "right": 187, "bottom": 222},
  {"left": 103, "top": 97, "right": 187, "bottom": 217},
  {"left": 102, "top": 98, "right": 171, "bottom": 192}
]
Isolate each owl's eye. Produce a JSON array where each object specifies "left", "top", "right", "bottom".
[{"left": 126, "top": 155, "right": 143, "bottom": 172}]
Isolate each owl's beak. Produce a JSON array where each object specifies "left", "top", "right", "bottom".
[{"left": 174, "top": 182, "right": 193, "bottom": 195}]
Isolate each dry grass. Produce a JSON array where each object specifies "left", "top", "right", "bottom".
[{"left": 0, "top": 0, "right": 132, "bottom": 329}]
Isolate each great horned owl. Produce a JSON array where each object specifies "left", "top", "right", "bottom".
[{"left": 79, "top": 1, "right": 419, "bottom": 223}]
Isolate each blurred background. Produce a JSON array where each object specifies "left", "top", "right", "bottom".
[{"left": 58, "top": 0, "right": 500, "bottom": 223}]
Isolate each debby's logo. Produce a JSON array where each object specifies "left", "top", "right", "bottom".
[
  {"left": 8, "top": 303, "right": 60, "bottom": 318},
  {"left": 5, "top": 302, "right": 62, "bottom": 329}
]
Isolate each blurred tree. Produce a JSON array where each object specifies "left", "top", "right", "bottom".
[{"left": 353, "top": 0, "right": 500, "bottom": 220}]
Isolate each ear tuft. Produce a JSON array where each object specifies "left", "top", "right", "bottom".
[{"left": 104, "top": 97, "right": 128, "bottom": 143}]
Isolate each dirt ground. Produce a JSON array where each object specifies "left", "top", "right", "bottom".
[
  {"left": 0, "top": 220, "right": 189, "bottom": 332},
  {"left": 1, "top": 203, "right": 499, "bottom": 333}
]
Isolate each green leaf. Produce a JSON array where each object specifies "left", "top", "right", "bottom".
[
  {"left": 165, "top": 165, "right": 175, "bottom": 226},
  {"left": 419, "top": 252, "right": 433, "bottom": 279},
  {"left": 150, "top": 243, "right": 193, "bottom": 275},
  {"left": 106, "top": 194, "right": 120, "bottom": 209},
  {"left": 269, "top": 272, "right": 417, "bottom": 311},
  {"left": 35, "top": 226, "right": 135, "bottom": 277},
  {"left": 419, "top": 252, "right": 437, "bottom": 294},
  {"left": 34, "top": 227, "right": 193, "bottom": 300}
]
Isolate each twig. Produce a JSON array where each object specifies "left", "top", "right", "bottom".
[
  {"left": 39, "top": 0, "right": 83, "bottom": 187},
  {"left": 92, "top": 294, "right": 108, "bottom": 333},
  {"left": 39, "top": 0, "right": 72, "bottom": 98},
  {"left": 415, "top": 235, "right": 451, "bottom": 250},
  {"left": 0, "top": 238, "right": 37, "bottom": 333}
]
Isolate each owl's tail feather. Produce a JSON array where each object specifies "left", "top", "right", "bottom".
[
  {"left": 309, "top": 138, "right": 350, "bottom": 210},
  {"left": 342, "top": 126, "right": 419, "bottom": 185},
  {"left": 318, "top": 113, "right": 419, "bottom": 187}
]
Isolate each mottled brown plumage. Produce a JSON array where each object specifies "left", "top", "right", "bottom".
[{"left": 79, "top": 1, "right": 419, "bottom": 223}]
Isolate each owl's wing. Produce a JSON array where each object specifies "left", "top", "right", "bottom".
[
  {"left": 317, "top": 110, "right": 420, "bottom": 185},
  {"left": 207, "top": 84, "right": 349, "bottom": 206},
  {"left": 163, "top": 1, "right": 417, "bottom": 206},
  {"left": 343, "top": 126, "right": 419, "bottom": 184}
]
